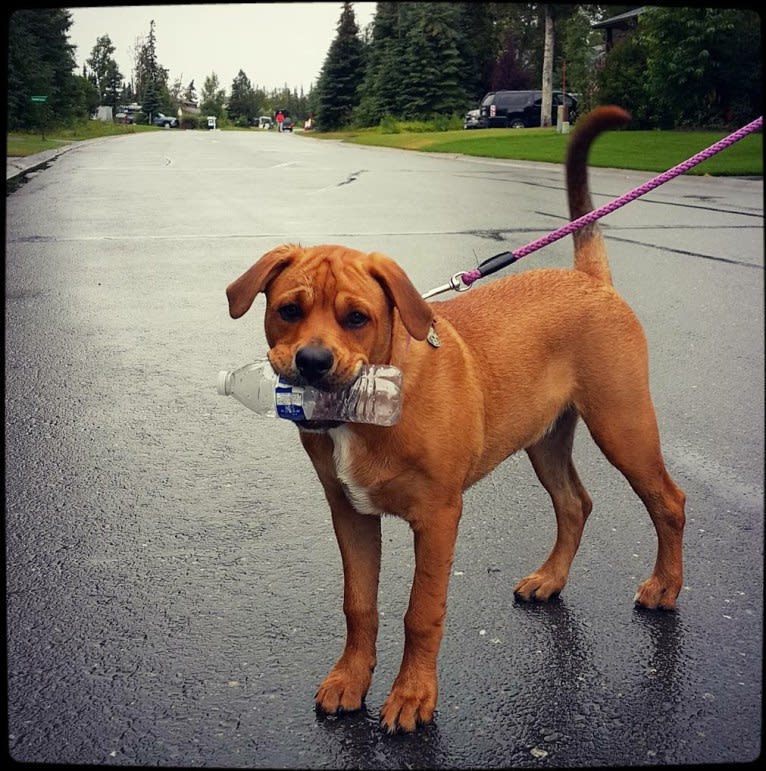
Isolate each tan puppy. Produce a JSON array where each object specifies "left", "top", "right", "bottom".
[{"left": 225, "top": 106, "right": 686, "bottom": 733}]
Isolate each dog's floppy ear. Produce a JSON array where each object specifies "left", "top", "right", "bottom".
[
  {"left": 367, "top": 252, "right": 434, "bottom": 341},
  {"left": 226, "top": 244, "right": 299, "bottom": 319}
]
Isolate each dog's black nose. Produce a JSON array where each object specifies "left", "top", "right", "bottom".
[{"left": 295, "top": 346, "right": 333, "bottom": 383}]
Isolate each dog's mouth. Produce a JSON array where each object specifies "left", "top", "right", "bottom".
[
  {"left": 291, "top": 381, "right": 350, "bottom": 432},
  {"left": 270, "top": 356, "right": 364, "bottom": 431},
  {"left": 276, "top": 366, "right": 363, "bottom": 390},
  {"left": 295, "top": 419, "right": 344, "bottom": 433},
  {"left": 276, "top": 376, "right": 347, "bottom": 432},
  {"left": 281, "top": 373, "right": 357, "bottom": 392}
]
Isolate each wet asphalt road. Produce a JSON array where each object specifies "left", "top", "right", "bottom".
[{"left": 5, "top": 128, "right": 763, "bottom": 768}]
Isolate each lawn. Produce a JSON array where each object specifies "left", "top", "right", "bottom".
[
  {"left": 7, "top": 120, "right": 153, "bottom": 157},
  {"left": 343, "top": 125, "right": 763, "bottom": 176},
  {"left": 7, "top": 119, "right": 763, "bottom": 176}
]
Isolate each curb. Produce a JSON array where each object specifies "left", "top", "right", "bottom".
[{"left": 6, "top": 142, "right": 80, "bottom": 183}]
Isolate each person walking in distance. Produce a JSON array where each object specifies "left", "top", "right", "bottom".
[{"left": 276, "top": 110, "right": 284, "bottom": 132}]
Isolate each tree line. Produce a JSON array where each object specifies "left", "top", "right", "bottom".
[
  {"left": 314, "top": 2, "right": 761, "bottom": 131},
  {"left": 7, "top": 7, "right": 314, "bottom": 130},
  {"left": 7, "top": 4, "right": 761, "bottom": 133}
]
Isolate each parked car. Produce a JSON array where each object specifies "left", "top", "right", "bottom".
[
  {"left": 478, "top": 90, "right": 578, "bottom": 129},
  {"left": 152, "top": 112, "right": 178, "bottom": 128},
  {"left": 463, "top": 108, "right": 481, "bottom": 129},
  {"left": 115, "top": 104, "right": 138, "bottom": 124},
  {"left": 258, "top": 115, "right": 273, "bottom": 129},
  {"left": 281, "top": 116, "right": 294, "bottom": 132},
  {"left": 114, "top": 109, "right": 133, "bottom": 124}
]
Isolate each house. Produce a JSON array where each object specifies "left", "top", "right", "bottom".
[
  {"left": 591, "top": 6, "right": 645, "bottom": 53},
  {"left": 180, "top": 99, "right": 200, "bottom": 115}
]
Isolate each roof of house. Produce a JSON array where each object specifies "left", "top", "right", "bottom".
[{"left": 591, "top": 6, "right": 646, "bottom": 30}]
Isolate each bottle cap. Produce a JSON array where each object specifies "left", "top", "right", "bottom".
[{"left": 216, "top": 370, "right": 231, "bottom": 395}]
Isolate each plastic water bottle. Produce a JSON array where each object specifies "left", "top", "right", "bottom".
[{"left": 217, "top": 360, "right": 403, "bottom": 426}]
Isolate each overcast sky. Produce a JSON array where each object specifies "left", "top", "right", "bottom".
[{"left": 67, "top": 3, "right": 377, "bottom": 96}]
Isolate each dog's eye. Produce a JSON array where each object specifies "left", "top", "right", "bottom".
[
  {"left": 343, "top": 311, "right": 369, "bottom": 330},
  {"left": 278, "top": 303, "right": 302, "bottom": 322}
]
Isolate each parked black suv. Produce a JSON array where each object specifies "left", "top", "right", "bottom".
[{"left": 479, "top": 90, "right": 577, "bottom": 128}]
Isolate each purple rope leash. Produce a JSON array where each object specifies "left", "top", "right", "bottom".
[{"left": 423, "top": 115, "right": 762, "bottom": 299}]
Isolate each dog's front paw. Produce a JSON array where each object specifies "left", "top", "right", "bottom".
[
  {"left": 315, "top": 661, "right": 372, "bottom": 716},
  {"left": 634, "top": 575, "right": 680, "bottom": 611},
  {"left": 379, "top": 673, "right": 437, "bottom": 733},
  {"left": 513, "top": 571, "right": 565, "bottom": 602}
]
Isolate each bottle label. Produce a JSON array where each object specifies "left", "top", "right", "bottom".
[{"left": 275, "top": 382, "right": 307, "bottom": 421}]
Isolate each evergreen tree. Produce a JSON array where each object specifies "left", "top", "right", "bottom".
[
  {"left": 102, "top": 60, "right": 123, "bottom": 113},
  {"left": 354, "top": 2, "right": 508, "bottom": 126},
  {"left": 75, "top": 63, "right": 101, "bottom": 119},
  {"left": 7, "top": 8, "right": 84, "bottom": 129},
  {"left": 86, "top": 34, "right": 124, "bottom": 110},
  {"left": 119, "top": 81, "right": 135, "bottom": 105},
  {"left": 314, "top": 2, "right": 366, "bottom": 131},
  {"left": 228, "top": 70, "right": 258, "bottom": 126},
  {"left": 135, "top": 19, "right": 170, "bottom": 120},
  {"left": 9, "top": 3, "right": 758, "bottom": 134},
  {"left": 265, "top": 85, "right": 309, "bottom": 123},
  {"left": 396, "top": 3, "right": 468, "bottom": 120},
  {"left": 78, "top": 74, "right": 101, "bottom": 119},
  {"left": 454, "top": 2, "right": 499, "bottom": 104},
  {"left": 353, "top": 1, "right": 406, "bottom": 125},
  {"left": 142, "top": 78, "right": 163, "bottom": 121}
]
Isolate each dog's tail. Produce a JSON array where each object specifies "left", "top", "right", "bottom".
[{"left": 566, "top": 106, "right": 630, "bottom": 286}]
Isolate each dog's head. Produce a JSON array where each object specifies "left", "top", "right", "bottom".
[{"left": 226, "top": 243, "right": 433, "bottom": 391}]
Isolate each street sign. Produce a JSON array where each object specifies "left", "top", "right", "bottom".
[{"left": 31, "top": 95, "right": 48, "bottom": 102}]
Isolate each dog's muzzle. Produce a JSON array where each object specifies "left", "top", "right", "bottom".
[
  {"left": 295, "top": 345, "right": 334, "bottom": 387},
  {"left": 293, "top": 346, "right": 342, "bottom": 431}
]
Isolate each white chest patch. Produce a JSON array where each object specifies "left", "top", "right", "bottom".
[{"left": 328, "top": 425, "right": 381, "bottom": 516}]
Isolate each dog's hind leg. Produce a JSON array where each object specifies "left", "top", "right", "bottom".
[
  {"left": 515, "top": 407, "right": 593, "bottom": 602},
  {"left": 580, "top": 395, "right": 686, "bottom": 610}
]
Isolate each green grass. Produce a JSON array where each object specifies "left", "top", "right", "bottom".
[
  {"left": 7, "top": 119, "right": 763, "bottom": 176},
  {"left": 7, "top": 120, "right": 154, "bottom": 157},
  {"left": 340, "top": 125, "right": 762, "bottom": 176}
]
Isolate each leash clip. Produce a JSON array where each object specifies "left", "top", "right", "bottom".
[{"left": 421, "top": 272, "right": 473, "bottom": 300}]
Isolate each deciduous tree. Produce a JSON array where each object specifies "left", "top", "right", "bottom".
[
  {"left": 639, "top": 6, "right": 762, "bottom": 128},
  {"left": 201, "top": 72, "right": 227, "bottom": 118}
]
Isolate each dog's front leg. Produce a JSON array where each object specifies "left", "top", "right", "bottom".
[
  {"left": 380, "top": 506, "right": 461, "bottom": 733},
  {"left": 315, "top": 501, "right": 381, "bottom": 716}
]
